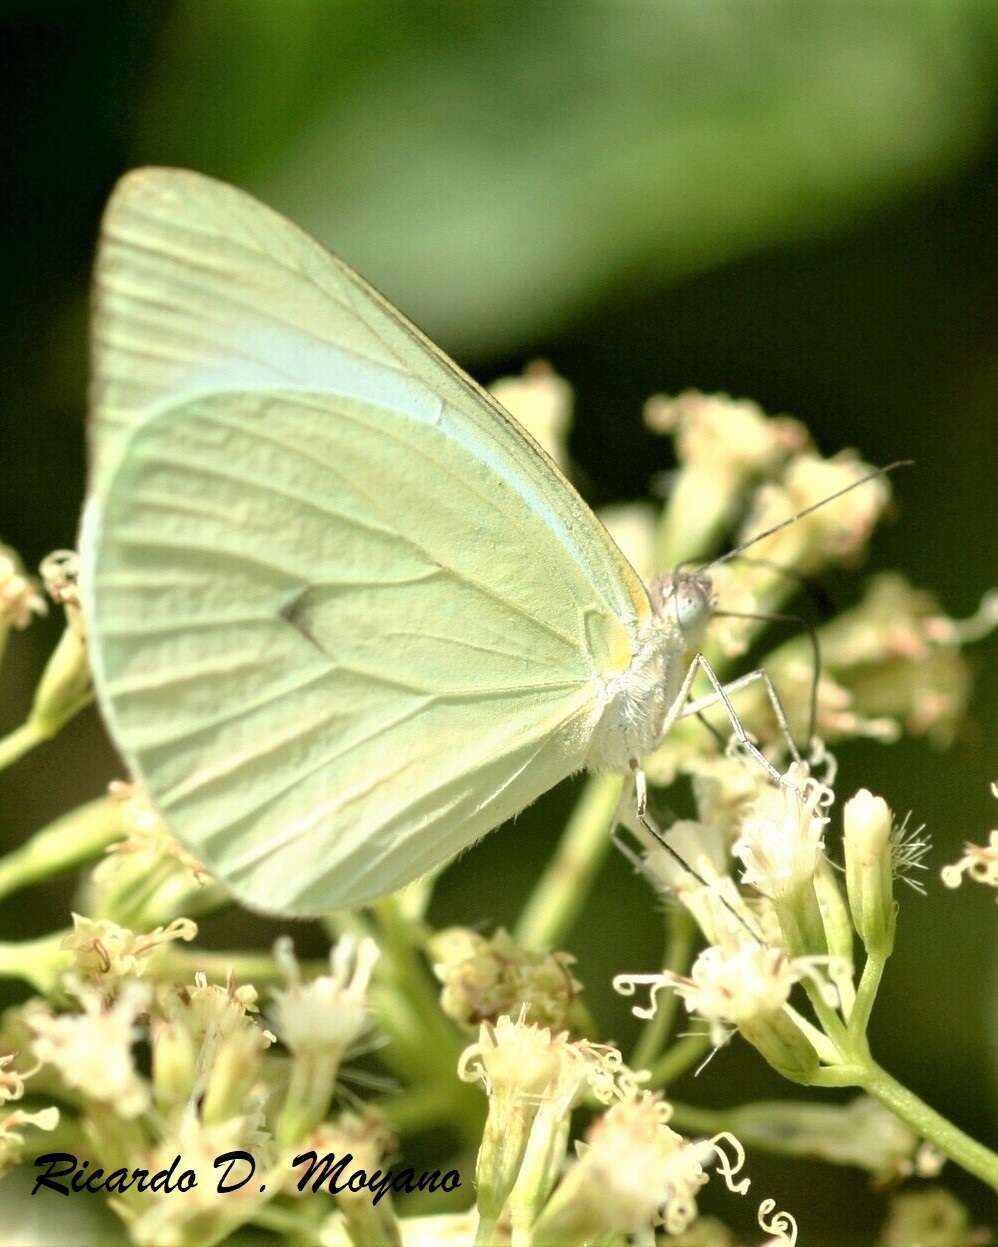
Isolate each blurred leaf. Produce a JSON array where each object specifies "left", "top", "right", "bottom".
[{"left": 133, "top": 0, "right": 998, "bottom": 354}]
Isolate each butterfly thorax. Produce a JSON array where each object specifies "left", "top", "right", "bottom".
[{"left": 585, "top": 571, "right": 713, "bottom": 772}]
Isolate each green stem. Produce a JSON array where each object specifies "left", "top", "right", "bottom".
[
  {"left": 0, "top": 796, "right": 126, "bottom": 901},
  {"left": 807, "top": 1064, "right": 867, "bottom": 1088},
  {"left": 157, "top": 947, "right": 326, "bottom": 987},
  {"left": 0, "top": 933, "right": 66, "bottom": 994},
  {"left": 630, "top": 908, "right": 696, "bottom": 1071},
  {"left": 474, "top": 1215, "right": 500, "bottom": 1247},
  {"left": 0, "top": 625, "right": 93, "bottom": 772},
  {"left": 515, "top": 773, "right": 624, "bottom": 951},
  {"left": 369, "top": 897, "right": 483, "bottom": 1149},
  {"left": 801, "top": 978, "right": 850, "bottom": 1053},
  {"left": 374, "top": 896, "right": 460, "bottom": 1064},
  {"left": 276, "top": 1051, "right": 340, "bottom": 1145},
  {"left": 0, "top": 719, "right": 50, "bottom": 772},
  {"left": 646, "top": 1032, "right": 713, "bottom": 1089},
  {"left": 849, "top": 950, "right": 886, "bottom": 1041},
  {"left": 860, "top": 1059, "right": 998, "bottom": 1190},
  {"left": 251, "top": 1203, "right": 321, "bottom": 1244}
]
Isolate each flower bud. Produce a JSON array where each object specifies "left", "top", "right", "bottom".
[
  {"left": 843, "top": 789, "right": 895, "bottom": 955},
  {"left": 151, "top": 1017, "right": 197, "bottom": 1116},
  {"left": 30, "top": 623, "right": 91, "bottom": 738},
  {"left": 429, "top": 926, "right": 583, "bottom": 1033}
]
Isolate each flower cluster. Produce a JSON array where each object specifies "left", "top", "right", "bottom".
[
  {"left": 0, "top": 916, "right": 380, "bottom": 1246},
  {"left": 457, "top": 1010, "right": 788, "bottom": 1244},
  {"left": 614, "top": 755, "right": 936, "bottom": 1084}
]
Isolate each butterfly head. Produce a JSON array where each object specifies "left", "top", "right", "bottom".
[{"left": 648, "top": 570, "right": 714, "bottom": 647}]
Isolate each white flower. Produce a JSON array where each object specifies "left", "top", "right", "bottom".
[
  {"left": 270, "top": 937, "right": 380, "bottom": 1147},
  {"left": 160, "top": 971, "right": 274, "bottom": 1088},
  {"left": 942, "top": 829, "right": 998, "bottom": 898},
  {"left": 459, "top": 1012, "right": 640, "bottom": 1112},
  {"left": 458, "top": 1011, "right": 644, "bottom": 1225},
  {"left": 617, "top": 942, "right": 799, "bottom": 1050},
  {"left": 61, "top": 913, "right": 197, "bottom": 990},
  {"left": 29, "top": 980, "right": 150, "bottom": 1117},
  {"left": 0, "top": 544, "right": 46, "bottom": 629},
  {"left": 271, "top": 935, "right": 379, "bottom": 1054},
  {"left": 0, "top": 1054, "right": 59, "bottom": 1178},
  {"left": 543, "top": 1094, "right": 697, "bottom": 1237},
  {"left": 531, "top": 1095, "right": 759, "bottom": 1241},
  {"left": 941, "top": 780, "right": 998, "bottom": 898},
  {"left": 733, "top": 768, "right": 831, "bottom": 899}
]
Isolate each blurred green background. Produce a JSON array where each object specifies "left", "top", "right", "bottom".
[{"left": 2, "top": 2, "right": 997, "bottom": 1242}]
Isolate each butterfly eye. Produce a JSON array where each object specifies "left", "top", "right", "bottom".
[{"left": 673, "top": 575, "right": 713, "bottom": 635}]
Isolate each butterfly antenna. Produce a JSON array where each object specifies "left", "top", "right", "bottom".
[
  {"left": 683, "top": 553, "right": 838, "bottom": 618},
  {"left": 703, "top": 460, "right": 913, "bottom": 573}
]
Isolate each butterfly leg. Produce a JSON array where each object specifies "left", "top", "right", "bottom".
[
  {"left": 681, "top": 659, "right": 802, "bottom": 765},
  {"left": 675, "top": 655, "right": 800, "bottom": 790},
  {"left": 625, "top": 744, "right": 765, "bottom": 942},
  {"left": 630, "top": 759, "right": 649, "bottom": 817}
]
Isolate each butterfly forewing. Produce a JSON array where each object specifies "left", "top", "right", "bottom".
[{"left": 83, "top": 170, "right": 651, "bottom": 913}]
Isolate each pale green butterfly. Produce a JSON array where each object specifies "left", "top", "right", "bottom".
[{"left": 79, "top": 168, "right": 848, "bottom": 917}]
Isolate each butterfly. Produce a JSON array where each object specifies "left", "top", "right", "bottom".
[{"left": 80, "top": 168, "right": 871, "bottom": 916}]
